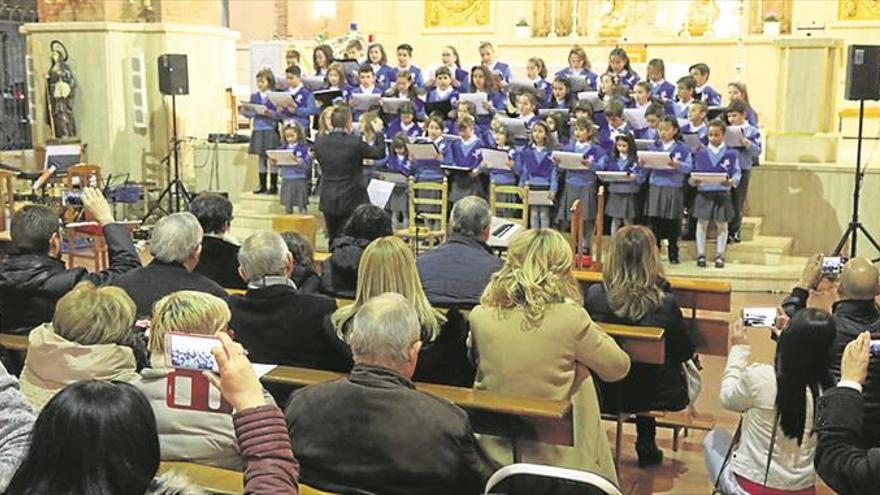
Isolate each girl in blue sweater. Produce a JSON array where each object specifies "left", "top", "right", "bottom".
[
  {"left": 277, "top": 123, "right": 311, "bottom": 214},
  {"left": 555, "top": 117, "right": 605, "bottom": 254},
  {"left": 519, "top": 121, "right": 558, "bottom": 229},
  {"left": 241, "top": 68, "right": 281, "bottom": 194},
  {"left": 603, "top": 134, "right": 645, "bottom": 235}
]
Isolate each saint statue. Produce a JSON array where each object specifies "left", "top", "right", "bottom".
[{"left": 47, "top": 40, "right": 77, "bottom": 139}]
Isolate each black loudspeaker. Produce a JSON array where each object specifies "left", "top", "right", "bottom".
[
  {"left": 157, "top": 54, "right": 189, "bottom": 96},
  {"left": 845, "top": 45, "right": 880, "bottom": 101}
]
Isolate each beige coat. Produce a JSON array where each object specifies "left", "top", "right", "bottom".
[
  {"left": 469, "top": 300, "right": 631, "bottom": 485},
  {"left": 19, "top": 323, "right": 141, "bottom": 411}
]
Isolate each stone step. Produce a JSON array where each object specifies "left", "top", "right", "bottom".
[
  {"left": 662, "top": 255, "right": 806, "bottom": 292},
  {"left": 237, "top": 192, "right": 286, "bottom": 215},
  {"left": 679, "top": 234, "right": 794, "bottom": 266},
  {"left": 740, "top": 216, "right": 763, "bottom": 242}
]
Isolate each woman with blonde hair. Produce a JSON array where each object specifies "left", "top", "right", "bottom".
[
  {"left": 469, "top": 228, "right": 630, "bottom": 484},
  {"left": 138, "top": 290, "right": 274, "bottom": 470},
  {"left": 19, "top": 281, "right": 144, "bottom": 410},
  {"left": 585, "top": 225, "right": 695, "bottom": 467},
  {"left": 329, "top": 236, "right": 474, "bottom": 386}
]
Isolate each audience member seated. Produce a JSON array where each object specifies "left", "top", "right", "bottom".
[
  {"left": 19, "top": 282, "right": 145, "bottom": 411},
  {"left": 281, "top": 231, "right": 322, "bottom": 294},
  {"left": 190, "top": 192, "right": 246, "bottom": 289},
  {"left": 815, "top": 332, "right": 880, "bottom": 495},
  {"left": 0, "top": 188, "right": 140, "bottom": 335},
  {"left": 416, "top": 196, "right": 503, "bottom": 307},
  {"left": 705, "top": 310, "right": 835, "bottom": 494},
  {"left": 0, "top": 362, "right": 35, "bottom": 492},
  {"left": 138, "top": 290, "right": 275, "bottom": 469},
  {"left": 6, "top": 337, "right": 299, "bottom": 494},
  {"left": 319, "top": 204, "right": 392, "bottom": 298},
  {"left": 782, "top": 255, "right": 880, "bottom": 447},
  {"left": 469, "top": 229, "right": 630, "bottom": 485},
  {"left": 114, "top": 212, "right": 227, "bottom": 318},
  {"left": 329, "top": 236, "right": 475, "bottom": 386},
  {"left": 286, "top": 293, "right": 497, "bottom": 494},
  {"left": 585, "top": 226, "right": 695, "bottom": 467},
  {"left": 227, "top": 231, "right": 347, "bottom": 371}
]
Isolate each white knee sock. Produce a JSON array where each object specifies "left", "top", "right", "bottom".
[
  {"left": 696, "top": 220, "right": 709, "bottom": 257},
  {"left": 716, "top": 222, "right": 729, "bottom": 258},
  {"left": 611, "top": 218, "right": 622, "bottom": 235}
]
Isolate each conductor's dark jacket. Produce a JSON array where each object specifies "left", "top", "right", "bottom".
[{"left": 314, "top": 130, "right": 386, "bottom": 216}]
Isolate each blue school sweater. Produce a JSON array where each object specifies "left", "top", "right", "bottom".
[
  {"left": 519, "top": 146, "right": 558, "bottom": 193},
  {"left": 488, "top": 61, "right": 512, "bottom": 83},
  {"left": 391, "top": 65, "right": 425, "bottom": 88},
  {"left": 383, "top": 152, "right": 412, "bottom": 176},
  {"left": 247, "top": 92, "right": 279, "bottom": 131},
  {"left": 602, "top": 155, "right": 645, "bottom": 194},
  {"left": 611, "top": 69, "right": 641, "bottom": 90},
  {"left": 681, "top": 122, "right": 708, "bottom": 146},
  {"left": 696, "top": 84, "right": 722, "bottom": 106},
  {"left": 693, "top": 144, "right": 741, "bottom": 192},
  {"left": 346, "top": 85, "right": 383, "bottom": 119},
  {"left": 446, "top": 135, "right": 483, "bottom": 171},
  {"left": 488, "top": 146, "right": 520, "bottom": 185},
  {"left": 413, "top": 137, "right": 447, "bottom": 182},
  {"left": 555, "top": 68, "right": 599, "bottom": 91},
  {"left": 279, "top": 85, "right": 317, "bottom": 130},
  {"left": 279, "top": 143, "right": 311, "bottom": 181},
  {"left": 385, "top": 119, "right": 422, "bottom": 142},
  {"left": 371, "top": 63, "right": 397, "bottom": 92},
  {"left": 651, "top": 80, "right": 677, "bottom": 100},
  {"left": 733, "top": 123, "right": 762, "bottom": 171},
  {"left": 561, "top": 141, "right": 604, "bottom": 187},
  {"left": 648, "top": 140, "right": 692, "bottom": 187}
]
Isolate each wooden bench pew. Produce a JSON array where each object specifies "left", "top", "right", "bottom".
[{"left": 158, "top": 461, "right": 334, "bottom": 495}]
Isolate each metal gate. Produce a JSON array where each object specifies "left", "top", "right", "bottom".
[{"left": 0, "top": 1, "right": 37, "bottom": 151}]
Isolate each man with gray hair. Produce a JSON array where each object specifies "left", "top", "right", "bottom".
[
  {"left": 114, "top": 212, "right": 226, "bottom": 317},
  {"left": 285, "top": 293, "right": 496, "bottom": 494},
  {"left": 226, "top": 230, "right": 344, "bottom": 370},
  {"left": 417, "top": 196, "right": 503, "bottom": 306}
]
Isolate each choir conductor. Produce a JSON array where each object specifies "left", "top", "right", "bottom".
[{"left": 314, "top": 105, "right": 387, "bottom": 242}]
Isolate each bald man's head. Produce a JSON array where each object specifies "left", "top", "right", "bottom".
[{"left": 839, "top": 257, "right": 880, "bottom": 301}]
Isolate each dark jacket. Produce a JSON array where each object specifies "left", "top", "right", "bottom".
[
  {"left": 193, "top": 236, "right": 245, "bottom": 289},
  {"left": 0, "top": 223, "right": 141, "bottom": 335},
  {"left": 319, "top": 236, "right": 371, "bottom": 299},
  {"left": 327, "top": 307, "right": 476, "bottom": 387},
  {"left": 112, "top": 260, "right": 227, "bottom": 318},
  {"left": 315, "top": 130, "right": 386, "bottom": 216},
  {"left": 815, "top": 386, "right": 880, "bottom": 495},
  {"left": 284, "top": 364, "right": 497, "bottom": 495},
  {"left": 783, "top": 287, "right": 880, "bottom": 447},
  {"left": 292, "top": 265, "right": 321, "bottom": 295},
  {"left": 227, "top": 284, "right": 349, "bottom": 371},
  {"left": 416, "top": 234, "right": 503, "bottom": 308},
  {"left": 585, "top": 282, "right": 695, "bottom": 413}
]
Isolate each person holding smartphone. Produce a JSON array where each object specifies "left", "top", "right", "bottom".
[{"left": 781, "top": 255, "right": 880, "bottom": 447}]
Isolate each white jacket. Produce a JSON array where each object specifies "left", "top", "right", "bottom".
[{"left": 719, "top": 345, "right": 817, "bottom": 490}]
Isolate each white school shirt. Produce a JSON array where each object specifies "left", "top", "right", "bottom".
[
  {"left": 720, "top": 345, "right": 819, "bottom": 490},
  {"left": 707, "top": 143, "right": 723, "bottom": 154},
  {"left": 433, "top": 86, "right": 453, "bottom": 100}
]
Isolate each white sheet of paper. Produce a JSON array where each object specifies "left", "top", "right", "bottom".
[
  {"left": 367, "top": 179, "right": 396, "bottom": 208},
  {"left": 567, "top": 75, "right": 588, "bottom": 93},
  {"left": 553, "top": 151, "right": 590, "bottom": 170},
  {"left": 691, "top": 172, "right": 728, "bottom": 184},
  {"left": 267, "top": 91, "right": 295, "bottom": 108},
  {"left": 441, "top": 164, "right": 472, "bottom": 171},
  {"left": 442, "top": 134, "right": 462, "bottom": 142},
  {"left": 576, "top": 91, "right": 603, "bottom": 111},
  {"left": 676, "top": 118, "right": 689, "bottom": 129},
  {"left": 509, "top": 79, "right": 537, "bottom": 94},
  {"left": 351, "top": 93, "right": 381, "bottom": 112},
  {"left": 623, "top": 108, "right": 648, "bottom": 130},
  {"left": 597, "top": 171, "right": 636, "bottom": 182},
  {"left": 635, "top": 139, "right": 655, "bottom": 151},
  {"left": 724, "top": 125, "right": 745, "bottom": 148},
  {"left": 380, "top": 97, "right": 409, "bottom": 114},
  {"left": 528, "top": 189, "right": 554, "bottom": 206},
  {"left": 682, "top": 133, "right": 703, "bottom": 151},
  {"left": 458, "top": 92, "right": 490, "bottom": 115},
  {"left": 638, "top": 151, "right": 674, "bottom": 170},
  {"left": 240, "top": 102, "right": 268, "bottom": 115},
  {"left": 407, "top": 142, "right": 440, "bottom": 161},
  {"left": 480, "top": 149, "right": 511, "bottom": 170},
  {"left": 302, "top": 76, "right": 325, "bottom": 91},
  {"left": 488, "top": 216, "right": 525, "bottom": 248},
  {"left": 266, "top": 150, "right": 301, "bottom": 166},
  {"left": 377, "top": 171, "right": 409, "bottom": 184},
  {"left": 251, "top": 363, "right": 277, "bottom": 379},
  {"left": 498, "top": 117, "right": 528, "bottom": 139}
]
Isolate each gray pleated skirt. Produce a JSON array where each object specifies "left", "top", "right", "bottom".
[
  {"left": 693, "top": 190, "right": 735, "bottom": 222},
  {"left": 248, "top": 128, "right": 281, "bottom": 155},
  {"left": 605, "top": 192, "right": 638, "bottom": 219},
  {"left": 556, "top": 182, "right": 598, "bottom": 223},
  {"left": 280, "top": 179, "right": 308, "bottom": 211},
  {"left": 450, "top": 175, "right": 484, "bottom": 203},
  {"left": 388, "top": 185, "right": 408, "bottom": 213},
  {"left": 645, "top": 185, "right": 685, "bottom": 220}
]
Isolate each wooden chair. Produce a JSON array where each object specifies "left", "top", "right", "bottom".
[
  {"left": 569, "top": 199, "right": 585, "bottom": 269},
  {"left": 63, "top": 165, "right": 108, "bottom": 270},
  {"left": 0, "top": 170, "right": 16, "bottom": 232},
  {"left": 396, "top": 178, "right": 447, "bottom": 249},
  {"left": 594, "top": 185, "right": 605, "bottom": 264},
  {"left": 272, "top": 214, "right": 319, "bottom": 248},
  {"left": 489, "top": 183, "right": 529, "bottom": 227}
]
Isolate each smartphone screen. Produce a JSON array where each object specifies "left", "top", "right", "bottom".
[
  {"left": 165, "top": 333, "right": 221, "bottom": 372},
  {"left": 871, "top": 340, "right": 880, "bottom": 357},
  {"left": 742, "top": 307, "right": 777, "bottom": 328},
  {"left": 821, "top": 256, "right": 847, "bottom": 275}
]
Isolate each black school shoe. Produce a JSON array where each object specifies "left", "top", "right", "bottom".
[
  {"left": 715, "top": 255, "right": 725, "bottom": 269},
  {"left": 697, "top": 255, "right": 707, "bottom": 268},
  {"left": 636, "top": 440, "right": 664, "bottom": 468}
]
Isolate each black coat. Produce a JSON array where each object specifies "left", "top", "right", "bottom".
[
  {"left": 416, "top": 234, "right": 503, "bottom": 308},
  {"left": 783, "top": 288, "right": 880, "bottom": 447},
  {"left": 0, "top": 224, "right": 141, "bottom": 335},
  {"left": 285, "top": 364, "right": 497, "bottom": 495},
  {"left": 112, "top": 260, "right": 227, "bottom": 318},
  {"left": 815, "top": 386, "right": 880, "bottom": 495},
  {"left": 292, "top": 265, "right": 321, "bottom": 295},
  {"left": 585, "top": 282, "right": 695, "bottom": 413},
  {"left": 193, "top": 236, "right": 245, "bottom": 289},
  {"left": 319, "top": 236, "right": 370, "bottom": 299},
  {"left": 227, "top": 284, "right": 349, "bottom": 371},
  {"left": 315, "top": 130, "right": 385, "bottom": 216}
]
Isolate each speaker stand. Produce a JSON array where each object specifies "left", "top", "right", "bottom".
[
  {"left": 143, "top": 94, "right": 191, "bottom": 224},
  {"left": 833, "top": 99, "right": 880, "bottom": 261}
]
